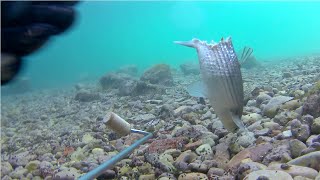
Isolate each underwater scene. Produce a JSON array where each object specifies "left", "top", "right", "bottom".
[{"left": 1, "top": 1, "right": 320, "bottom": 180}]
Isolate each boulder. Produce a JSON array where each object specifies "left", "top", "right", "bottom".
[{"left": 140, "top": 64, "right": 174, "bottom": 86}]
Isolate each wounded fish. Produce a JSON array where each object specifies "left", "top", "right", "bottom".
[{"left": 174, "top": 37, "right": 246, "bottom": 132}]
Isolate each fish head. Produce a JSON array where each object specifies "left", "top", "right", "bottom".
[{"left": 174, "top": 38, "right": 201, "bottom": 48}]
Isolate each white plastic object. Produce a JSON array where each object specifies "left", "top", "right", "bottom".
[{"left": 103, "top": 112, "right": 131, "bottom": 136}]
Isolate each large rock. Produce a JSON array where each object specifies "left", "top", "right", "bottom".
[
  {"left": 302, "top": 91, "right": 320, "bottom": 118},
  {"left": 100, "top": 72, "right": 133, "bottom": 90},
  {"left": 227, "top": 143, "right": 273, "bottom": 172},
  {"left": 130, "top": 81, "right": 166, "bottom": 96},
  {"left": 100, "top": 72, "right": 165, "bottom": 96},
  {"left": 75, "top": 90, "right": 100, "bottom": 102},
  {"left": 140, "top": 64, "right": 174, "bottom": 86},
  {"left": 116, "top": 65, "right": 138, "bottom": 76}
]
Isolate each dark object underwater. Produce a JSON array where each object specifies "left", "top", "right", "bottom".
[{"left": 1, "top": 1, "right": 79, "bottom": 85}]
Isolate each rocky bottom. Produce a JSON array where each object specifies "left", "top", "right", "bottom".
[{"left": 1, "top": 56, "right": 320, "bottom": 180}]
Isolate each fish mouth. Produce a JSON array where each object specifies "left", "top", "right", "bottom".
[{"left": 173, "top": 40, "right": 195, "bottom": 48}]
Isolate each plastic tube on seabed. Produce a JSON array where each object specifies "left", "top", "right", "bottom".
[{"left": 103, "top": 112, "right": 131, "bottom": 136}]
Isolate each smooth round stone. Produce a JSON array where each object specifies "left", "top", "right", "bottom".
[
  {"left": 281, "top": 100, "right": 301, "bottom": 110},
  {"left": 311, "top": 117, "right": 320, "bottom": 134},
  {"left": 244, "top": 170, "right": 293, "bottom": 180},
  {"left": 92, "top": 148, "right": 104, "bottom": 156},
  {"left": 306, "top": 135, "right": 319, "bottom": 147},
  {"left": 196, "top": 144, "right": 212, "bottom": 156},
  {"left": 254, "top": 128, "right": 271, "bottom": 137},
  {"left": 178, "top": 172, "right": 208, "bottom": 180},
  {"left": 268, "top": 163, "right": 318, "bottom": 179},
  {"left": 237, "top": 132, "right": 256, "bottom": 148},
  {"left": 242, "top": 113, "right": 262, "bottom": 124},
  {"left": 1, "top": 162, "right": 13, "bottom": 176},
  {"left": 288, "top": 151, "right": 320, "bottom": 171},
  {"left": 263, "top": 121, "right": 281, "bottom": 130},
  {"left": 289, "top": 139, "right": 307, "bottom": 158},
  {"left": 256, "top": 93, "right": 272, "bottom": 105}
]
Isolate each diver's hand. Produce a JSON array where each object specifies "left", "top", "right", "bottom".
[{"left": 1, "top": 1, "right": 79, "bottom": 85}]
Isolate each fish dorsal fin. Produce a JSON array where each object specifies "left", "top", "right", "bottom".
[
  {"left": 240, "top": 46, "right": 253, "bottom": 64},
  {"left": 186, "top": 80, "right": 207, "bottom": 98}
]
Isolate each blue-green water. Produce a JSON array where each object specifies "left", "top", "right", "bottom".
[{"left": 14, "top": 1, "right": 320, "bottom": 88}]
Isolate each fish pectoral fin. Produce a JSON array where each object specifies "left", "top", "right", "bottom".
[
  {"left": 230, "top": 112, "right": 247, "bottom": 131},
  {"left": 186, "top": 80, "right": 207, "bottom": 98}
]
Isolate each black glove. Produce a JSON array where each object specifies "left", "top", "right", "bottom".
[{"left": 1, "top": 1, "right": 79, "bottom": 85}]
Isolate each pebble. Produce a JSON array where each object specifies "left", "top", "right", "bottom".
[
  {"left": 263, "top": 121, "right": 281, "bottom": 130},
  {"left": 280, "top": 130, "right": 292, "bottom": 139},
  {"left": 200, "top": 111, "right": 212, "bottom": 120},
  {"left": 53, "top": 167, "right": 80, "bottom": 179},
  {"left": 242, "top": 113, "right": 262, "bottom": 124},
  {"left": 291, "top": 119, "right": 311, "bottom": 142},
  {"left": 207, "top": 167, "right": 224, "bottom": 177},
  {"left": 9, "top": 151, "right": 36, "bottom": 168},
  {"left": 188, "top": 161, "right": 208, "bottom": 173},
  {"left": 174, "top": 106, "right": 193, "bottom": 116},
  {"left": 247, "top": 121, "right": 263, "bottom": 131},
  {"left": 244, "top": 170, "right": 293, "bottom": 180},
  {"left": 254, "top": 128, "right": 271, "bottom": 137},
  {"left": 301, "top": 114, "right": 314, "bottom": 126},
  {"left": 139, "top": 174, "right": 156, "bottom": 180},
  {"left": 237, "top": 132, "right": 256, "bottom": 148},
  {"left": 306, "top": 135, "right": 319, "bottom": 146},
  {"left": 1, "top": 162, "right": 13, "bottom": 176},
  {"left": 293, "top": 176, "right": 313, "bottom": 180},
  {"left": 289, "top": 139, "right": 307, "bottom": 158},
  {"left": 25, "top": 160, "right": 41, "bottom": 172},
  {"left": 9, "top": 166, "right": 28, "bottom": 179},
  {"left": 288, "top": 151, "right": 320, "bottom": 171},
  {"left": 195, "top": 144, "right": 212, "bottom": 156},
  {"left": 178, "top": 172, "right": 208, "bottom": 180},
  {"left": 238, "top": 161, "right": 267, "bottom": 179},
  {"left": 311, "top": 117, "right": 320, "bottom": 134},
  {"left": 281, "top": 100, "right": 301, "bottom": 110},
  {"left": 268, "top": 163, "right": 318, "bottom": 179},
  {"left": 263, "top": 95, "right": 293, "bottom": 118},
  {"left": 256, "top": 93, "right": 272, "bottom": 105},
  {"left": 227, "top": 143, "right": 273, "bottom": 172},
  {"left": 174, "top": 150, "right": 197, "bottom": 172}
]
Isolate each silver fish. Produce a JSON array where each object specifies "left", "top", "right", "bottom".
[{"left": 174, "top": 37, "right": 246, "bottom": 132}]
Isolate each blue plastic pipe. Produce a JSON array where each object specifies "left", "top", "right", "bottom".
[{"left": 78, "top": 129, "right": 153, "bottom": 180}]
